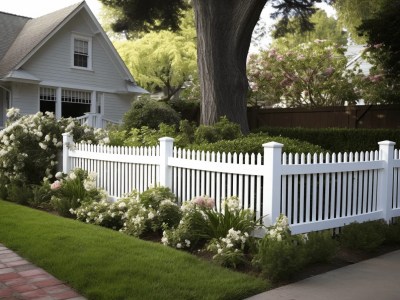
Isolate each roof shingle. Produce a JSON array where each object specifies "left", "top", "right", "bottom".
[{"left": 0, "top": 2, "right": 83, "bottom": 78}]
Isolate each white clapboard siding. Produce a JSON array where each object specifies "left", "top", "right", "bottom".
[{"left": 62, "top": 134, "right": 400, "bottom": 235}]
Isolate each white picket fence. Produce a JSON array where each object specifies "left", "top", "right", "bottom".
[{"left": 62, "top": 133, "right": 400, "bottom": 234}]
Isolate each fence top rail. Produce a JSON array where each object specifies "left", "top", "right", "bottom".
[{"left": 73, "top": 143, "right": 160, "bottom": 156}]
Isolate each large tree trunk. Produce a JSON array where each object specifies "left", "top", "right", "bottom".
[{"left": 193, "top": 0, "right": 267, "bottom": 134}]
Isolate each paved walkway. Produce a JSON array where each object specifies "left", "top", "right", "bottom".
[
  {"left": 0, "top": 244, "right": 86, "bottom": 300},
  {"left": 247, "top": 249, "right": 400, "bottom": 300}
]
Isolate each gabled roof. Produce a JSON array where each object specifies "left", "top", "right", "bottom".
[
  {"left": 0, "top": 1, "right": 143, "bottom": 93},
  {"left": 0, "top": 12, "right": 29, "bottom": 63},
  {"left": 0, "top": 2, "right": 82, "bottom": 78}
]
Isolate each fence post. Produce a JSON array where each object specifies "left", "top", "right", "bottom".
[
  {"left": 378, "top": 140, "right": 395, "bottom": 222},
  {"left": 62, "top": 133, "right": 73, "bottom": 174},
  {"left": 159, "top": 137, "right": 174, "bottom": 190},
  {"left": 263, "top": 142, "right": 283, "bottom": 227}
]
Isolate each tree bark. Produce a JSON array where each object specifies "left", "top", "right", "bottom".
[{"left": 193, "top": 0, "right": 267, "bottom": 134}]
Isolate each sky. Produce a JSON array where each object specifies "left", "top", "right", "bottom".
[{"left": 0, "top": 0, "right": 102, "bottom": 18}]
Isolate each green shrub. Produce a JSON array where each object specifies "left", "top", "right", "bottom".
[
  {"left": 50, "top": 169, "right": 108, "bottom": 217},
  {"left": 253, "top": 215, "right": 307, "bottom": 281},
  {"left": 257, "top": 127, "right": 400, "bottom": 152},
  {"left": 194, "top": 117, "right": 242, "bottom": 144},
  {"left": 304, "top": 231, "right": 338, "bottom": 264},
  {"left": 189, "top": 133, "right": 325, "bottom": 154},
  {"left": 162, "top": 196, "right": 259, "bottom": 260},
  {"left": 123, "top": 98, "right": 181, "bottom": 131},
  {"left": 194, "top": 125, "right": 221, "bottom": 144},
  {"left": 139, "top": 186, "right": 176, "bottom": 209},
  {"left": 339, "top": 220, "right": 387, "bottom": 252},
  {"left": 7, "top": 181, "right": 33, "bottom": 205},
  {"left": 385, "top": 218, "right": 400, "bottom": 245},
  {"left": 168, "top": 98, "right": 200, "bottom": 123},
  {"left": 29, "top": 183, "right": 53, "bottom": 211}
]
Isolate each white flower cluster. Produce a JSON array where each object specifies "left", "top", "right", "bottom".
[
  {"left": 267, "top": 214, "right": 290, "bottom": 242},
  {"left": 213, "top": 228, "right": 249, "bottom": 254},
  {"left": 0, "top": 110, "right": 61, "bottom": 182},
  {"left": 222, "top": 196, "right": 241, "bottom": 213}
]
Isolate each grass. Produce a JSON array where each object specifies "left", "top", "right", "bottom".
[{"left": 0, "top": 200, "right": 268, "bottom": 300}]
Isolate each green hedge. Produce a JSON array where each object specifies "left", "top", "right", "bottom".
[
  {"left": 188, "top": 133, "right": 325, "bottom": 154},
  {"left": 256, "top": 127, "right": 400, "bottom": 152}
]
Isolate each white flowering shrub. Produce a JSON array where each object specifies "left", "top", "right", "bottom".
[
  {"left": 72, "top": 187, "right": 181, "bottom": 238},
  {"left": 252, "top": 214, "right": 308, "bottom": 281},
  {"left": 49, "top": 168, "right": 108, "bottom": 217},
  {"left": 207, "top": 228, "right": 250, "bottom": 268},
  {"left": 72, "top": 196, "right": 132, "bottom": 230},
  {"left": 122, "top": 187, "right": 181, "bottom": 237},
  {"left": 162, "top": 196, "right": 258, "bottom": 260},
  {"left": 0, "top": 108, "right": 109, "bottom": 198}
]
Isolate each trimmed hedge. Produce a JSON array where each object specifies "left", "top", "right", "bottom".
[
  {"left": 256, "top": 127, "right": 400, "bottom": 152},
  {"left": 188, "top": 133, "right": 325, "bottom": 154}
]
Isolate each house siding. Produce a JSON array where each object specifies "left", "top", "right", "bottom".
[
  {"left": 22, "top": 10, "right": 128, "bottom": 92},
  {"left": 11, "top": 82, "right": 39, "bottom": 115},
  {"left": 7, "top": 8, "right": 138, "bottom": 124},
  {"left": 103, "top": 93, "right": 133, "bottom": 123}
]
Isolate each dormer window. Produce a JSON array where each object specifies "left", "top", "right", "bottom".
[{"left": 72, "top": 34, "right": 92, "bottom": 70}]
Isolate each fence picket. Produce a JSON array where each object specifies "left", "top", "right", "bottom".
[{"left": 62, "top": 133, "right": 400, "bottom": 234}]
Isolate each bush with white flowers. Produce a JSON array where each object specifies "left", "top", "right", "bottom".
[
  {"left": 49, "top": 168, "right": 108, "bottom": 217},
  {"left": 72, "top": 186, "right": 181, "bottom": 238},
  {"left": 0, "top": 108, "right": 109, "bottom": 193},
  {"left": 252, "top": 214, "right": 309, "bottom": 281},
  {"left": 162, "top": 196, "right": 258, "bottom": 260}
]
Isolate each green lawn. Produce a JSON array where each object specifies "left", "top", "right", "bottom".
[{"left": 0, "top": 200, "right": 268, "bottom": 300}]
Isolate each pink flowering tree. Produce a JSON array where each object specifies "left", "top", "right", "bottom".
[{"left": 247, "top": 39, "right": 363, "bottom": 107}]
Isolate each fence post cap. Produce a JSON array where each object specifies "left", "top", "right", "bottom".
[
  {"left": 262, "top": 141, "right": 284, "bottom": 148},
  {"left": 378, "top": 140, "right": 396, "bottom": 146},
  {"left": 159, "top": 137, "right": 175, "bottom": 142},
  {"left": 62, "top": 132, "right": 71, "bottom": 137}
]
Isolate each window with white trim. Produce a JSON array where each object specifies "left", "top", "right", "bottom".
[
  {"left": 72, "top": 34, "right": 92, "bottom": 69},
  {"left": 62, "top": 89, "right": 91, "bottom": 104}
]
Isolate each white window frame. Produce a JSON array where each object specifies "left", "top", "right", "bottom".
[{"left": 71, "top": 33, "right": 92, "bottom": 70}]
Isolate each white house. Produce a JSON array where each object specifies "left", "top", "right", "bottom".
[{"left": 0, "top": 1, "right": 147, "bottom": 128}]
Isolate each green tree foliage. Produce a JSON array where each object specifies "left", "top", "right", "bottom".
[
  {"left": 333, "top": 0, "right": 386, "bottom": 43},
  {"left": 247, "top": 40, "right": 362, "bottom": 107},
  {"left": 100, "top": 0, "right": 332, "bottom": 134},
  {"left": 272, "top": 10, "right": 347, "bottom": 48},
  {"left": 114, "top": 11, "right": 197, "bottom": 100},
  {"left": 358, "top": 0, "right": 400, "bottom": 79}
]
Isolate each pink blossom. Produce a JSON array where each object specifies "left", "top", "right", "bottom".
[
  {"left": 50, "top": 180, "right": 62, "bottom": 190},
  {"left": 192, "top": 196, "right": 215, "bottom": 209}
]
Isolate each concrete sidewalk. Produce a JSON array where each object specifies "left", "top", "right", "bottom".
[{"left": 247, "top": 250, "right": 400, "bottom": 300}]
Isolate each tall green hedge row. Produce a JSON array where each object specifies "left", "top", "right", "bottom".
[{"left": 256, "top": 127, "right": 400, "bottom": 153}]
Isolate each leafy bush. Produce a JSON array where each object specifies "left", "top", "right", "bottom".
[
  {"left": 257, "top": 127, "right": 400, "bottom": 152},
  {"left": 304, "top": 231, "right": 338, "bottom": 264},
  {"left": 168, "top": 98, "right": 200, "bottom": 123},
  {"left": 194, "top": 116, "right": 242, "bottom": 144},
  {"left": 0, "top": 108, "right": 108, "bottom": 191},
  {"left": 74, "top": 187, "right": 181, "bottom": 237},
  {"left": 339, "top": 220, "right": 387, "bottom": 252},
  {"left": 123, "top": 98, "right": 181, "bottom": 131},
  {"left": 162, "top": 196, "right": 259, "bottom": 269},
  {"left": 50, "top": 169, "right": 108, "bottom": 217},
  {"left": 252, "top": 215, "right": 308, "bottom": 281},
  {"left": 385, "top": 218, "right": 400, "bottom": 245},
  {"left": 189, "top": 133, "right": 325, "bottom": 154}
]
